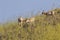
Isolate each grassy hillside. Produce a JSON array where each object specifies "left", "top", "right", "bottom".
[{"left": 0, "top": 8, "right": 60, "bottom": 40}]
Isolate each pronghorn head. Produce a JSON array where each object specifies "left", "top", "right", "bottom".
[
  {"left": 18, "top": 17, "right": 24, "bottom": 22},
  {"left": 18, "top": 17, "right": 25, "bottom": 25}
]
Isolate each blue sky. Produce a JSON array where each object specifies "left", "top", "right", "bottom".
[{"left": 0, "top": 0, "right": 60, "bottom": 23}]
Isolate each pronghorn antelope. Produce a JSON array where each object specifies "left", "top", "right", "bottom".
[
  {"left": 42, "top": 10, "right": 55, "bottom": 16},
  {"left": 18, "top": 17, "right": 35, "bottom": 25}
]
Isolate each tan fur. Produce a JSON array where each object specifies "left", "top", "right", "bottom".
[{"left": 26, "top": 17, "right": 35, "bottom": 23}]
